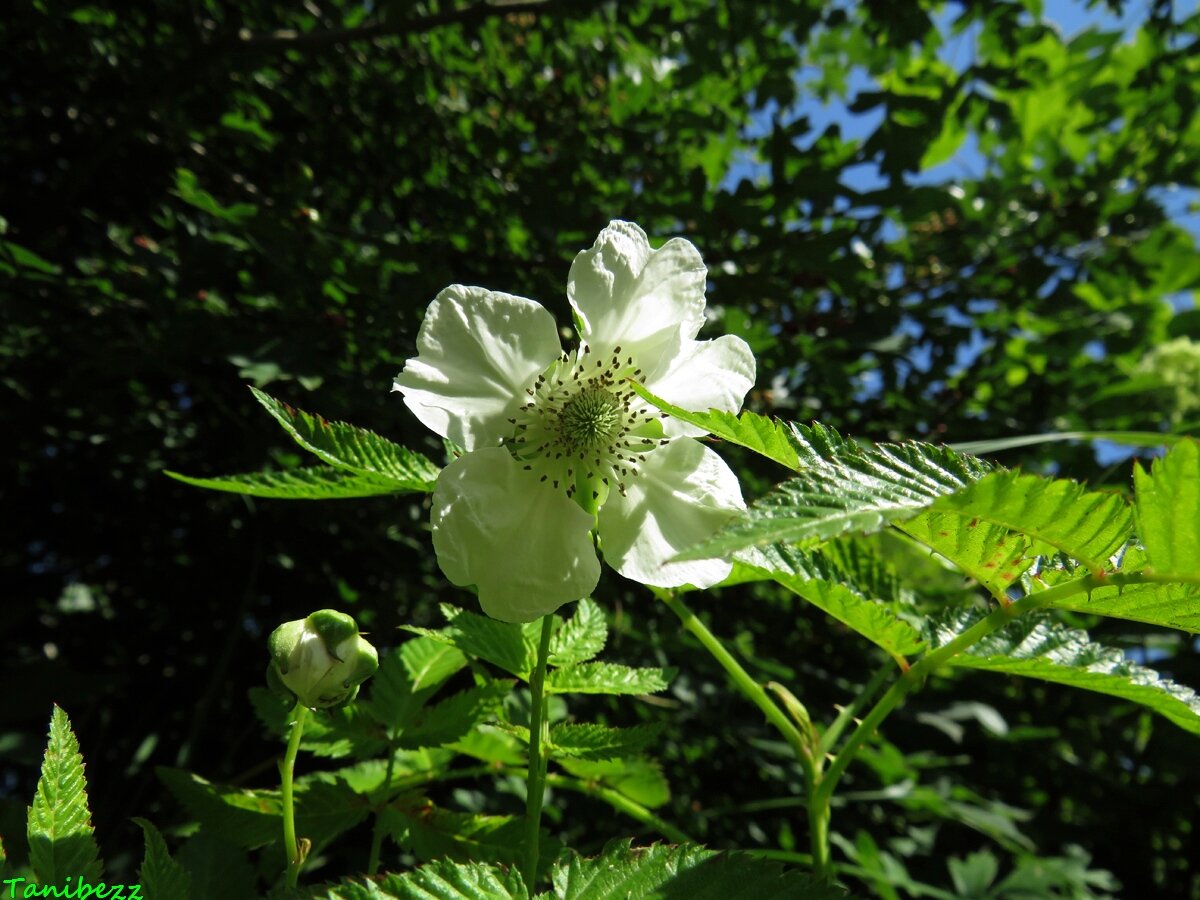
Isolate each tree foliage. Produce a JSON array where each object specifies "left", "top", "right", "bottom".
[{"left": 3, "top": 0, "right": 1199, "bottom": 896}]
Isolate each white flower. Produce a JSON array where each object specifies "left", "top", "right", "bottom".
[{"left": 394, "top": 221, "right": 755, "bottom": 623}]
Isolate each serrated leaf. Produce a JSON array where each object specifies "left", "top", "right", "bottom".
[
  {"left": 546, "top": 662, "right": 674, "bottom": 696},
  {"left": 931, "top": 611, "right": 1200, "bottom": 735},
  {"left": 737, "top": 544, "right": 924, "bottom": 658},
  {"left": 157, "top": 768, "right": 367, "bottom": 850},
  {"left": 897, "top": 510, "right": 1035, "bottom": 599},
  {"left": 630, "top": 383, "right": 800, "bottom": 469},
  {"left": 249, "top": 688, "right": 385, "bottom": 758},
  {"left": 27, "top": 706, "right": 102, "bottom": 885},
  {"left": 322, "top": 859, "right": 530, "bottom": 899},
  {"left": 364, "top": 639, "right": 467, "bottom": 732},
  {"left": 1134, "top": 439, "right": 1200, "bottom": 576},
  {"left": 549, "top": 723, "right": 663, "bottom": 761},
  {"left": 404, "top": 604, "right": 541, "bottom": 678},
  {"left": 401, "top": 637, "right": 470, "bottom": 693},
  {"left": 1046, "top": 576, "right": 1200, "bottom": 634},
  {"left": 165, "top": 465, "right": 408, "bottom": 499},
  {"left": 558, "top": 757, "right": 671, "bottom": 809},
  {"left": 134, "top": 817, "right": 191, "bottom": 900},
  {"left": 930, "top": 470, "right": 1133, "bottom": 572},
  {"left": 175, "top": 832, "right": 257, "bottom": 900},
  {"left": 551, "top": 839, "right": 847, "bottom": 899},
  {"left": 157, "top": 768, "right": 280, "bottom": 849},
  {"left": 399, "top": 681, "right": 512, "bottom": 748},
  {"left": 548, "top": 597, "right": 607, "bottom": 666},
  {"left": 445, "top": 726, "right": 527, "bottom": 767},
  {"left": 381, "top": 798, "right": 559, "bottom": 873},
  {"left": 677, "top": 423, "right": 990, "bottom": 560},
  {"left": 251, "top": 387, "right": 440, "bottom": 490}
]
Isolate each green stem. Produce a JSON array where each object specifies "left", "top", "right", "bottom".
[
  {"left": 545, "top": 773, "right": 694, "bottom": 844},
  {"left": 811, "top": 570, "right": 1151, "bottom": 809},
  {"left": 819, "top": 660, "right": 895, "bottom": 758},
  {"left": 280, "top": 704, "right": 310, "bottom": 888},
  {"left": 655, "top": 589, "right": 815, "bottom": 782},
  {"left": 366, "top": 729, "right": 400, "bottom": 876},
  {"left": 522, "top": 614, "right": 555, "bottom": 890}
]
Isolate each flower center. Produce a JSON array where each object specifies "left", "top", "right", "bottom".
[
  {"left": 560, "top": 387, "right": 623, "bottom": 450},
  {"left": 506, "top": 344, "right": 668, "bottom": 504}
]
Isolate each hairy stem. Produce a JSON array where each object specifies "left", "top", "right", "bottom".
[
  {"left": 522, "top": 614, "right": 556, "bottom": 889},
  {"left": 280, "top": 703, "right": 310, "bottom": 888}
]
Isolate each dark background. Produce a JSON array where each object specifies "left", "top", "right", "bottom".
[{"left": 3, "top": 0, "right": 1199, "bottom": 894}]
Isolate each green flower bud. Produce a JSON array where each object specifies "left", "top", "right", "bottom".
[{"left": 266, "top": 609, "right": 378, "bottom": 709}]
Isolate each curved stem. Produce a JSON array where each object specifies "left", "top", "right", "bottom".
[
  {"left": 522, "top": 614, "right": 555, "bottom": 890},
  {"left": 810, "top": 571, "right": 1134, "bottom": 810},
  {"left": 656, "top": 589, "right": 814, "bottom": 781},
  {"left": 819, "top": 660, "right": 895, "bottom": 758},
  {"left": 280, "top": 704, "right": 310, "bottom": 888}
]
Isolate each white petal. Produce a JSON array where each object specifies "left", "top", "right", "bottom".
[
  {"left": 394, "top": 286, "right": 562, "bottom": 450},
  {"left": 645, "top": 333, "right": 756, "bottom": 438},
  {"left": 432, "top": 448, "right": 600, "bottom": 622},
  {"left": 567, "top": 221, "right": 707, "bottom": 365},
  {"left": 598, "top": 439, "right": 744, "bottom": 589}
]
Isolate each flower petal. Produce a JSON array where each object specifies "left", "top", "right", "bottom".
[
  {"left": 394, "top": 286, "right": 562, "bottom": 450},
  {"left": 432, "top": 448, "right": 600, "bottom": 622},
  {"left": 568, "top": 221, "right": 707, "bottom": 366},
  {"left": 598, "top": 438, "right": 744, "bottom": 589},
  {"left": 645, "top": 333, "right": 756, "bottom": 438}
]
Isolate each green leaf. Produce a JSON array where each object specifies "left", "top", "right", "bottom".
[
  {"left": 1046, "top": 575, "right": 1200, "bottom": 634},
  {"left": 549, "top": 723, "right": 664, "bottom": 761},
  {"left": 551, "top": 839, "right": 847, "bottom": 899},
  {"left": 175, "top": 832, "right": 257, "bottom": 900},
  {"left": 134, "top": 817, "right": 191, "bottom": 900},
  {"left": 157, "top": 768, "right": 367, "bottom": 850},
  {"left": 404, "top": 604, "right": 541, "bottom": 679},
  {"left": 381, "top": 798, "right": 558, "bottom": 872},
  {"left": 1134, "top": 439, "right": 1200, "bottom": 576},
  {"left": 677, "top": 423, "right": 990, "bottom": 560},
  {"left": 401, "top": 636, "right": 470, "bottom": 693},
  {"left": 250, "top": 387, "right": 440, "bottom": 491},
  {"left": 398, "top": 681, "right": 512, "bottom": 748},
  {"left": 548, "top": 597, "right": 607, "bottom": 667},
  {"left": 174, "top": 167, "right": 257, "bottom": 223},
  {"left": 630, "top": 383, "right": 800, "bottom": 469},
  {"left": 738, "top": 544, "right": 924, "bottom": 659},
  {"left": 249, "top": 688, "right": 385, "bottom": 758},
  {"left": 896, "top": 510, "right": 1035, "bottom": 599},
  {"left": 363, "top": 638, "right": 467, "bottom": 732},
  {"left": 324, "top": 859, "right": 530, "bottom": 899},
  {"left": 164, "top": 466, "right": 409, "bottom": 499},
  {"left": 932, "top": 611, "right": 1200, "bottom": 735},
  {"left": 157, "top": 768, "right": 278, "bottom": 849},
  {"left": 546, "top": 662, "right": 674, "bottom": 696},
  {"left": 27, "top": 706, "right": 102, "bottom": 885},
  {"left": 557, "top": 757, "right": 671, "bottom": 809},
  {"left": 930, "top": 470, "right": 1133, "bottom": 573}
]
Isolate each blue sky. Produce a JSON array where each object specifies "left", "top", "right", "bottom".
[{"left": 726, "top": 0, "right": 1199, "bottom": 241}]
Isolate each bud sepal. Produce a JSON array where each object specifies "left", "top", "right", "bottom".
[{"left": 266, "top": 609, "right": 378, "bottom": 709}]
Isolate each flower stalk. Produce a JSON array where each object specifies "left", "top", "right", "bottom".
[
  {"left": 522, "top": 614, "right": 556, "bottom": 889},
  {"left": 280, "top": 703, "right": 310, "bottom": 888}
]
